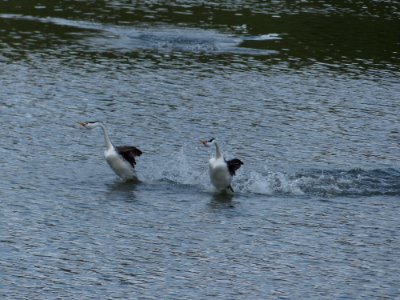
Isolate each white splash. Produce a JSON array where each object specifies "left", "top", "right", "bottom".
[
  {"left": 239, "top": 171, "right": 304, "bottom": 195},
  {"left": 244, "top": 33, "right": 282, "bottom": 41},
  {"left": 134, "top": 146, "right": 399, "bottom": 197}
]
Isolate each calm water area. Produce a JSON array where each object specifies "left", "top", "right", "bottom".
[{"left": 1, "top": 1, "right": 400, "bottom": 299}]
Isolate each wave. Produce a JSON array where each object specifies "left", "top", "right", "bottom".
[
  {"left": 238, "top": 168, "right": 400, "bottom": 197},
  {"left": 0, "top": 13, "right": 277, "bottom": 56},
  {"left": 138, "top": 147, "right": 400, "bottom": 197}
]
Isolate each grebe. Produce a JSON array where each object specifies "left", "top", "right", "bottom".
[
  {"left": 79, "top": 121, "right": 142, "bottom": 181},
  {"left": 201, "top": 138, "right": 243, "bottom": 192}
]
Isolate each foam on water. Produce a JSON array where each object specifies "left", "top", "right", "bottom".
[
  {"left": 238, "top": 171, "right": 305, "bottom": 196},
  {"left": 243, "top": 33, "right": 282, "bottom": 41}
]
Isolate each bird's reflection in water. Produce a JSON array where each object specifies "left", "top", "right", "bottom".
[
  {"left": 105, "top": 179, "right": 139, "bottom": 202},
  {"left": 209, "top": 191, "right": 235, "bottom": 209}
]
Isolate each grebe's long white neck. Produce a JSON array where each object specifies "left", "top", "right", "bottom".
[
  {"left": 79, "top": 121, "right": 113, "bottom": 150},
  {"left": 96, "top": 122, "right": 113, "bottom": 150},
  {"left": 212, "top": 140, "right": 222, "bottom": 159},
  {"left": 201, "top": 138, "right": 222, "bottom": 159}
]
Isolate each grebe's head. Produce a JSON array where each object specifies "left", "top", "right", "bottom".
[
  {"left": 78, "top": 121, "right": 100, "bottom": 129},
  {"left": 200, "top": 138, "right": 216, "bottom": 147}
]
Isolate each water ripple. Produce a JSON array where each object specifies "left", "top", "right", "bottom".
[{"left": 1, "top": 2, "right": 400, "bottom": 299}]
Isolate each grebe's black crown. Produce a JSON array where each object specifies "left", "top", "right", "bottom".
[{"left": 208, "top": 138, "right": 215, "bottom": 143}]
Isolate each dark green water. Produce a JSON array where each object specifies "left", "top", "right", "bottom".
[{"left": 1, "top": 1, "right": 399, "bottom": 299}]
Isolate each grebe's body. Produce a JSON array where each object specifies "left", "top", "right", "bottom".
[
  {"left": 208, "top": 156, "right": 234, "bottom": 191},
  {"left": 201, "top": 138, "right": 243, "bottom": 193},
  {"left": 104, "top": 146, "right": 142, "bottom": 180},
  {"left": 79, "top": 121, "right": 142, "bottom": 180}
]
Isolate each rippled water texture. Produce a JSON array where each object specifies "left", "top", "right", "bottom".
[{"left": 1, "top": 1, "right": 399, "bottom": 299}]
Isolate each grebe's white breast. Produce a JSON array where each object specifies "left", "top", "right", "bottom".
[
  {"left": 201, "top": 138, "right": 243, "bottom": 192},
  {"left": 209, "top": 157, "right": 232, "bottom": 191},
  {"left": 104, "top": 148, "right": 136, "bottom": 180}
]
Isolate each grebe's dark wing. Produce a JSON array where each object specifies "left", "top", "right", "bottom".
[
  {"left": 116, "top": 146, "right": 142, "bottom": 168},
  {"left": 226, "top": 158, "right": 243, "bottom": 176}
]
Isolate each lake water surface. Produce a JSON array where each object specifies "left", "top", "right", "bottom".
[{"left": 1, "top": 1, "right": 399, "bottom": 299}]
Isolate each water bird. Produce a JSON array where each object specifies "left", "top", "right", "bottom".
[
  {"left": 201, "top": 138, "right": 243, "bottom": 193},
  {"left": 79, "top": 121, "right": 142, "bottom": 181}
]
